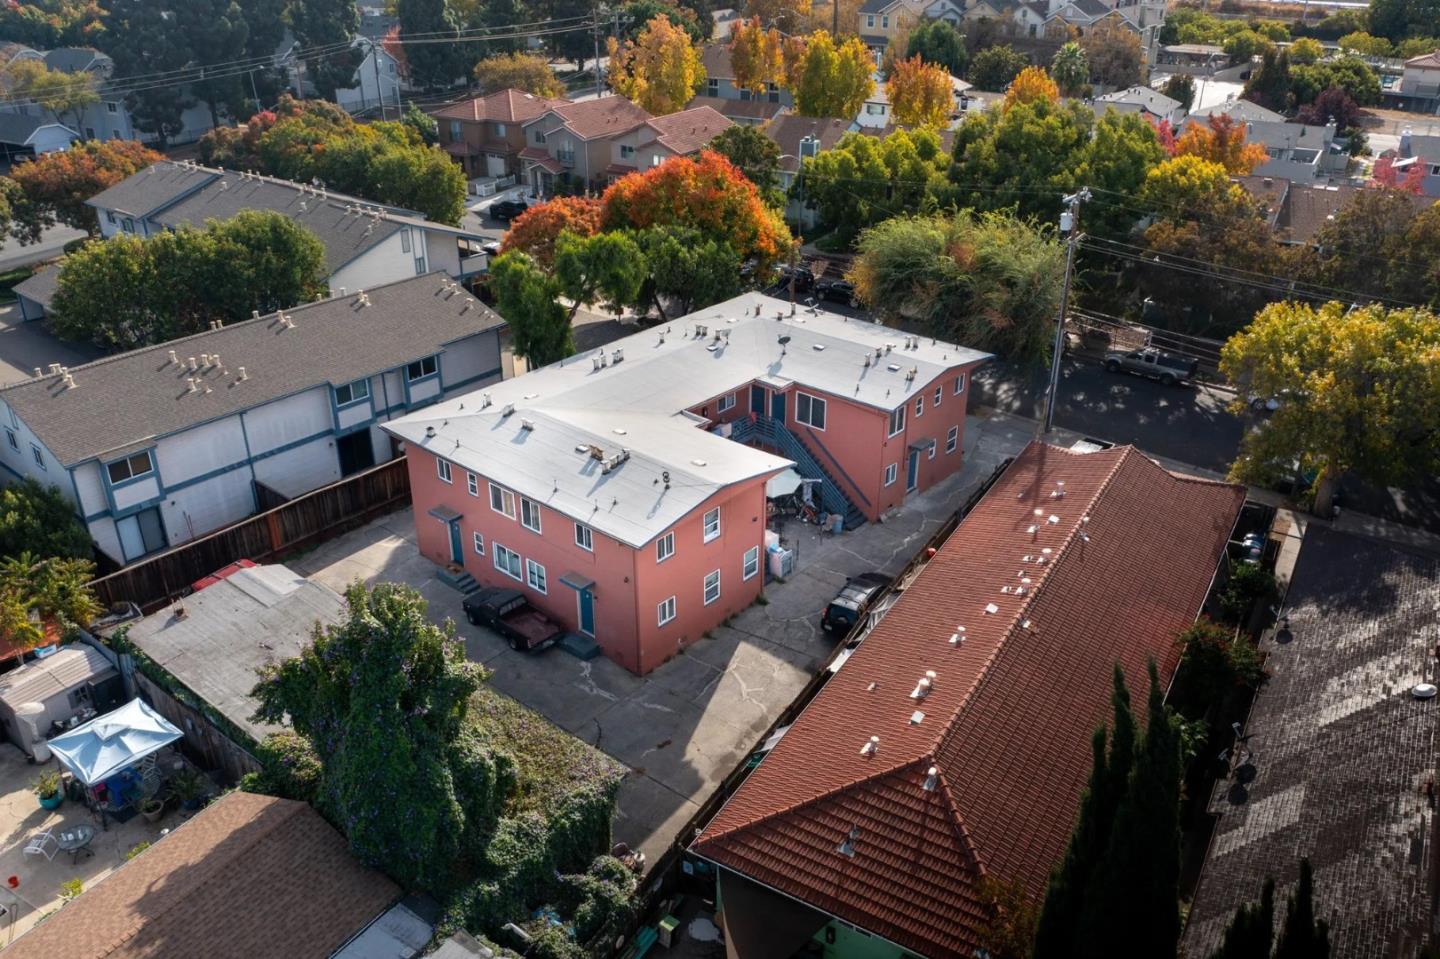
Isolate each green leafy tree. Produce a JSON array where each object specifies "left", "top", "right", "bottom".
[
  {"left": 471, "top": 52, "right": 567, "bottom": 97},
  {"left": 251, "top": 583, "right": 500, "bottom": 892},
  {"left": 709, "top": 123, "right": 783, "bottom": 205},
  {"left": 620, "top": 0, "right": 706, "bottom": 41},
  {"left": 0, "top": 552, "right": 101, "bottom": 643},
  {"left": 1211, "top": 878, "right": 1275, "bottom": 959},
  {"left": 1079, "top": 19, "right": 1141, "bottom": 88},
  {"left": 1225, "top": 28, "right": 1276, "bottom": 62},
  {"left": 181, "top": 0, "right": 251, "bottom": 128},
  {"left": 950, "top": 98, "right": 1094, "bottom": 221},
  {"left": 1288, "top": 37, "right": 1324, "bottom": 64},
  {"left": 789, "top": 30, "right": 875, "bottom": 118},
  {"left": 51, "top": 211, "right": 327, "bottom": 350},
  {"left": 0, "top": 59, "right": 98, "bottom": 130},
  {"left": 489, "top": 251, "right": 575, "bottom": 366},
  {"left": 1051, "top": 42, "right": 1089, "bottom": 97},
  {"left": 1297, "top": 189, "right": 1440, "bottom": 308},
  {"left": 102, "top": 0, "right": 196, "bottom": 147},
  {"left": 1162, "top": 72, "right": 1196, "bottom": 110},
  {"left": 398, "top": 0, "right": 471, "bottom": 89},
  {"left": 804, "top": 127, "right": 951, "bottom": 237},
  {"left": 1273, "top": 859, "right": 1330, "bottom": 959},
  {"left": 0, "top": 0, "right": 105, "bottom": 49},
  {"left": 1077, "top": 662, "right": 1182, "bottom": 959},
  {"left": 1368, "top": 0, "right": 1440, "bottom": 42},
  {"left": 1290, "top": 56, "right": 1380, "bottom": 106},
  {"left": 1337, "top": 31, "right": 1394, "bottom": 56},
  {"left": 849, "top": 211, "right": 1065, "bottom": 362},
  {"left": 1084, "top": 109, "right": 1166, "bottom": 239},
  {"left": 0, "top": 479, "right": 92, "bottom": 561},
  {"left": 607, "top": 14, "right": 708, "bottom": 115},
  {"left": 1220, "top": 301, "right": 1440, "bottom": 516},
  {"left": 553, "top": 230, "right": 647, "bottom": 319},
  {"left": 285, "top": 0, "right": 365, "bottom": 98},
  {"left": 403, "top": 101, "right": 439, "bottom": 144},
  {"left": 969, "top": 44, "right": 1027, "bottom": 92},
  {"left": 1243, "top": 48, "right": 1291, "bottom": 110},
  {"left": 639, "top": 225, "right": 741, "bottom": 317},
  {"left": 905, "top": 19, "right": 967, "bottom": 75}
]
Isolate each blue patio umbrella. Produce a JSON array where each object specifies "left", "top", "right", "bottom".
[{"left": 47, "top": 698, "right": 183, "bottom": 787}]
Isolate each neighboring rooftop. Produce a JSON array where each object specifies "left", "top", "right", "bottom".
[
  {"left": 124, "top": 565, "right": 346, "bottom": 742},
  {"left": 386, "top": 292, "right": 989, "bottom": 547},
  {"left": 1276, "top": 182, "right": 1358, "bottom": 244},
  {"left": 1406, "top": 51, "right": 1440, "bottom": 69},
  {"left": 1189, "top": 98, "right": 1286, "bottom": 124},
  {"left": 643, "top": 104, "right": 733, "bottom": 154},
  {"left": 85, "top": 161, "right": 219, "bottom": 219},
  {"left": 12, "top": 263, "right": 60, "bottom": 312},
  {"left": 1235, "top": 173, "right": 1289, "bottom": 226},
  {"left": 0, "top": 645, "right": 116, "bottom": 712},
  {"left": 0, "top": 272, "right": 506, "bottom": 468},
  {"left": 1182, "top": 527, "right": 1440, "bottom": 959},
  {"left": 0, "top": 113, "right": 74, "bottom": 146},
  {"left": 691, "top": 442, "right": 1244, "bottom": 959},
  {"left": 763, "top": 115, "right": 853, "bottom": 174},
  {"left": 433, "top": 88, "right": 571, "bottom": 124},
  {"left": 2, "top": 791, "right": 399, "bottom": 959},
  {"left": 532, "top": 95, "right": 654, "bottom": 140},
  {"left": 42, "top": 47, "right": 109, "bottom": 73},
  {"left": 684, "top": 95, "right": 786, "bottom": 124},
  {"left": 701, "top": 42, "right": 735, "bottom": 80},
  {"left": 1094, "top": 85, "right": 1183, "bottom": 118}
]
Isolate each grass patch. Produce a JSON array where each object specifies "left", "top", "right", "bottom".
[
  {"left": 811, "top": 229, "right": 854, "bottom": 254},
  {"left": 466, "top": 686, "right": 625, "bottom": 818}
]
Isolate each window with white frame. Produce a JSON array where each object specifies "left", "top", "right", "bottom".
[
  {"left": 4, "top": 429, "right": 16, "bottom": 452},
  {"left": 933, "top": 386, "right": 942, "bottom": 406},
  {"left": 490, "top": 482, "right": 516, "bottom": 518},
  {"left": 526, "top": 558, "right": 547, "bottom": 593},
  {"left": 865, "top": 13, "right": 875, "bottom": 26},
  {"left": 953, "top": 373, "right": 966, "bottom": 395},
  {"left": 493, "top": 543, "right": 522, "bottom": 580},
  {"left": 703, "top": 569, "right": 720, "bottom": 605},
  {"left": 436, "top": 457, "right": 453, "bottom": 483},
  {"left": 928, "top": 441, "right": 936, "bottom": 460},
  {"left": 494, "top": 122, "right": 506, "bottom": 136},
  {"left": 703, "top": 507, "right": 721, "bottom": 543},
  {"left": 795, "top": 393, "right": 826, "bottom": 429},
  {"left": 473, "top": 531, "right": 485, "bottom": 555},
  {"left": 400, "top": 227, "right": 411, "bottom": 253},
  {"left": 881, "top": 14, "right": 889, "bottom": 27},
  {"left": 717, "top": 392, "right": 736, "bottom": 413},
  {"left": 620, "top": 144, "right": 635, "bottom": 159},
  {"left": 574, "top": 522, "right": 593, "bottom": 551},
  {"left": 406, "top": 355, "right": 437, "bottom": 381},
  {"left": 915, "top": 395, "right": 924, "bottom": 417},
  {"left": 865, "top": 102, "right": 886, "bottom": 115},
  {"left": 888, "top": 406, "right": 906, "bottom": 436},
  {"left": 30, "top": 445, "right": 44, "bottom": 470},
  {"left": 520, "top": 497, "right": 542, "bottom": 533},
  {"left": 106, "top": 450, "right": 154, "bottom": 484},
  {"left": 334, "top": 378, "right": 369, "bottom": 405},
  {"left": 657, "top": 531, "right": 675, "bottom": 562},
  {"left": 946, "top": 425, "right": 959, "bottom": 453},
  {"left": 884, "top": 463, "right": 898, "bottom": 486},
  {"left": 467, "top": 472, "right": 478, "bottom": 496},
  {"left": 106, "top": 101, "right": 118, "bottom": 114},
  {"left": 743, "top": 546, "right": 760, "bottom": 580},
  {"left": 658, "top": 595, "right": 676, "bottom": 626}
]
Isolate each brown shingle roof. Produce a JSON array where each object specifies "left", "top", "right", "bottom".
[
  {"left": 761, "top": 115, "right": 854, "bottom": 173},
  {"left": 1278, "top": 183, "right": 1432, "bottom": 246},
  {"left": 432, "top": 88, "right": 570, "bottom": 124},
  {"left": 4, "top": 792, "right": 398, "bottom": 959},
  {"left": 701, "top": 43, "right": 734, "bottom": 80},
  {"left": 685, "top": 95, "right": 785, "bottom": 123},
  {"left": 644, "top": 105, "right": 733, "bottom": 155},
  {"left": 536, "top": 96, "right": 653, "bottom": 141},
  {"left": 692, "top": 442, "right": 1244, "bottom": 959}
]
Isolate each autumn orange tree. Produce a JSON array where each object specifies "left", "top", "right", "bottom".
[
  {"left": 888, "top": 54, "right": 952, "bottom": 127},
  {"left": 600, "top": 150, "right": 791, "bottom": 268},
  {"left": 729, "top": 16, "right": 786, "bottom": 95},
  {"left": 607, "top": 14, "right": 707, "bottom": 115},
  {"left": 1173, "top": 115, "right": 1268, "bottom": 175},
  {"left": 500, "top": 196, "right": 603, "bottom": 267},
  {"left": 1004, "top": 65, "right": 1059, "bottom": 111},
  {"left": 10, "top": 139, "right": 163, "bottom": 240}
]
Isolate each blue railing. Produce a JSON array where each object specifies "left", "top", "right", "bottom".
[{"left": 731, "top": 416, "right": 866, "bottom": 529}]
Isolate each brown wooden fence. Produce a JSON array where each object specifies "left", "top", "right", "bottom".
[
  {"left": 90, "top": 458, "right": 412, "bottom": 612},
  {"left": 133, "top": 671, "right": 263, "bottom": 784}
]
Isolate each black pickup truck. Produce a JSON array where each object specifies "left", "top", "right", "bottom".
[{"left": 463, "top": 587, "right": 565, "bottom": 652}]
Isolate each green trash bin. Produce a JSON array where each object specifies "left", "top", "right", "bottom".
[{"left": 657, "top": 915, "right": 680, "bottom": 948}]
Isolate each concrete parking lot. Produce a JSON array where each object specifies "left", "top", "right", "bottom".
[{"left": 289, "top": 416, "right": 1022, "bottom": 866}]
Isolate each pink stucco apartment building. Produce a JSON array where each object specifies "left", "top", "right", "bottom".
[{"left": 386, "top": 293, "right": 990, "bottom": 675}]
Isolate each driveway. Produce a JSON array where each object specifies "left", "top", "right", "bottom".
[
  {"left": 0, "top": 302, "right": 101, "bottom": 387},
  {"left": 287, "top": 419, "right": 1018, "bottom": 867}
]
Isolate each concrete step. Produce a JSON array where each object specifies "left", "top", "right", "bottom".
[{"left": 557, "top": 632, "right": 601, "bottom": 661}]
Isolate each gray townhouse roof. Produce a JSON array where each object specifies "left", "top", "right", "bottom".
[
  {"left": 701, "top": 43, "right": 734, "bottom": 81},
  {"left": 0, "top": 273, "right": 506, "bottom": 468},
  {"left": 12, "top": 264, "right": 60, "bottom": 312},
  {"left": 386, "top": 291, "right": 990, "bottom": 547},
  {"left": 0, "top": 113, "right": 76, "bottom": 147},
  {"left": 42, "top": 47, "right": 110, "bottom": 73},
  {"left": 1188, "top": 98, "right": 1285, "bottom": 124},
  {"left": 86, "top": 162, "right": 219, "bottom": 219},
  {"left": 1094, "top": 85, "right": 1183, "bottom": 118}
]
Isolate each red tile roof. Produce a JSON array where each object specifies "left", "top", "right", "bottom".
[
  {"left": 432, "top": 88, "right": 569, "bottom": 124},
  {"left": 541, "top": 96, "right": 653, "bottom": 140},
  {"left": 5, "top": 791, "right": 399, "bottom": 959},
  {"left": 692, "top": 442, "right": 1244, "bottom": 959},
  {"left": 644, "top": 105, "right": 733, "bottom": 155},
  {"left": 520, "top": 147, "right": 565, "bottom": 174}
]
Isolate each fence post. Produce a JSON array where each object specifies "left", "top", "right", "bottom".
[{"left": 266, "top": 511, "right": 284, "bottom": 555}]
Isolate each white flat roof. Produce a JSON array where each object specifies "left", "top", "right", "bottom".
[{"left": 386, "top": 293, "right": 990, "bottom": 546}]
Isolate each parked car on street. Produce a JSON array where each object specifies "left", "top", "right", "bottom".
[
  {"left": 815, "top": 278, "right": 857, "bottom": 306},
  {"left": 1103, "top": 348, "right": 1199, "bottom": 386},
  {"left": 463, "top": 587, "right": 565, "bottom": 652},
  {"left": 488, "top": 199, "right": 530, "bottom": 221},
  {"left": 820, "top": 572, "right": 891, "bottom": 636},
  {"left": 777, "top": 264, "right": 814, "bottom": 293}
]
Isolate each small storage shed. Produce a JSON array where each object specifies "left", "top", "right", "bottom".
[{"left": 0, "top": 646, "right": 122, "bottom": 758}]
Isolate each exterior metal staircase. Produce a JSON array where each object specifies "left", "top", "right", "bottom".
[{"left": 730, "top": 416, "right": 867, "bottom": 530}]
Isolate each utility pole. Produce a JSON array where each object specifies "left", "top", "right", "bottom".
[
  {"left": 371, "top": 39, "right": 388, "bottom": 121},
  {"left": 1042, "top": 188, "right": 1089, "bottom": 436},
  {"left": 593, "top": 7, "right": 604, "bottom": 99}
]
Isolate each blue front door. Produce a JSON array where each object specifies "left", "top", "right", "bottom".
[
  {"left": 750, "top": 384, "right": 766, "bottom": 414},
  {"left": 906, "top": 449, "right": 920, "bottom": 492},
  {"left": 770, "top": 391, "right": 786, "bottom": 422},
  {"left": 447, "top": 520, "right": 464, "bottom": 564},
  {"left": 577, "top": 589, "right": 595, "bottom": 636}
]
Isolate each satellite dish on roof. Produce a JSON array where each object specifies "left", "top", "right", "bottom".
[
  {"left": 778, "top": 335, "right": 791, "bottom": 345},
  {"left": 1413, "top": 683, "right": 1438, "bottom": 700}
]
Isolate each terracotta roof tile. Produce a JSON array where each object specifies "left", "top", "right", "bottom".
[
  {"left": 693, "top": 442, "right": 1244, "bottom": 958},
  {"left": 4, "top": 792, "right": 398, "bottom": 959},
  {"left": 540, "top": 96, "right": 653, "bottom": 140},
  {"left": 644, "top": 105, "right": 733, "bottom": 155},
  {"left": 432, "top": 88, "right": 569, "bottom": 124}
]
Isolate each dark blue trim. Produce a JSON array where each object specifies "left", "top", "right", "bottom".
[
  {"left": 0, "top": 457, "right": 23, "bottom": 482},
  {"left": 330, "top": 380, "right": 376, "bottom": 435}
]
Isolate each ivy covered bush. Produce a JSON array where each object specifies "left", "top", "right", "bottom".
[{"left": 239, "top": 731, "right": 323, "bottom": 803}]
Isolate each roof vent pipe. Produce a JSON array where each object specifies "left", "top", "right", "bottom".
[
  {"left": 922, "top": 766, "right": 939, "bottom": 792},
  {"left": 188, "top": 356, "right": 198, "bottom": 371},
  {"left": 32, "top": 367, "right": 41, "bottom": 378},
  {"left": 237, "top": 367, "right": 247, "bottom": 381},
  {"left": 168, "top": 350, "right": 178, "bottom": 365},
  {"left": 859, "top": 736, "right": 879, "bottom": 757},
  {"left": 61, "top": 373, "right": 75, "bottom": 389}
]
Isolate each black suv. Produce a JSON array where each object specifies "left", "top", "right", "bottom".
[
  {"left": 489, "top": 199, "right": 530, "bottom": 221},
  {"left": 820, "top": 572, "right": 891, "bottom": 636}
]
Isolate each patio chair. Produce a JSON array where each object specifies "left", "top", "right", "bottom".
[{"left": 23, "top": 830, "right": 58, "bottom": 862}]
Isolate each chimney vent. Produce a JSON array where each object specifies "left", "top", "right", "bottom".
[
  {"left": 922, "top": 766, "right": 939, "bottom": 791},
  {"left": 237, "top": 367, "right": 247, "bottom": 381},
  {"left": 188, "top": 356, "right": 198, "bottom": 371},
  {"left": 859, "top": 736, "right": 879, "bottom": 757},
  {"left": 168, "top": 350, "right": 178, "bottom": 364}
]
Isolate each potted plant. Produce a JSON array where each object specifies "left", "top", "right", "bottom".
[
  {"left": 170, "top": 769, "right": 206, "bottom": 811},
  {"left": 32, "top": 770, "right": 63, "bottom": 810},
  {"left": 139, "top": 796, "right": 165, "bottom": 823}
]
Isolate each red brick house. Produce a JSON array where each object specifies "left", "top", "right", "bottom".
[
  {"left": 385, "top": 293, "right": 990, "bottom": 675},
  {"left": 690, "top": 442, "right": 1245, "bottom": 957}
]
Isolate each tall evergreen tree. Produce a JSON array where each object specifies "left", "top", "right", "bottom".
[
  {"left": 398, "top": 0, "right": 471, "bottom": 89},
  {"left": 1211, "top": 877, "right": 1275, "bottom": 959},
  {"left": 1274, "top": 859, "right": 1330, "bottom": 959},
  {"left": 1034, "top": 666, "right": 1137, "bottom": 958},
  {"left": 286, "top": 0, "right": 365, "bottom": 99},
  {"left": 1077, "top": 661, "right": 1182, "bottom": 959},
  {"left": 103, "top": 0, "right": 195, "bottom": 147}
]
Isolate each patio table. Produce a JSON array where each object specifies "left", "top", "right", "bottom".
[{"left": 55, "top": 824, "right": 95, "bottom": 864}]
